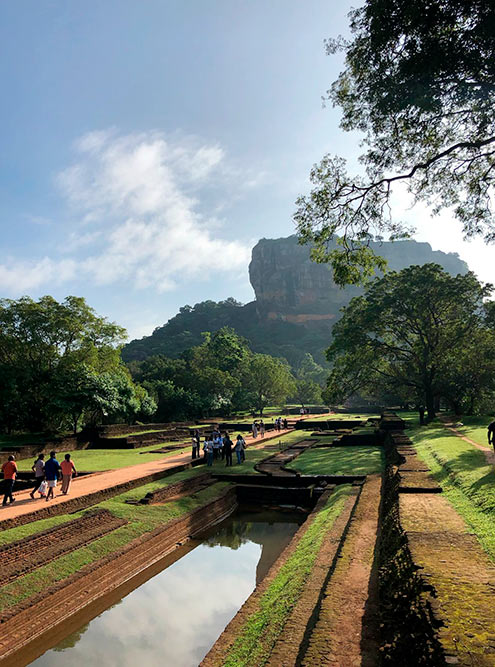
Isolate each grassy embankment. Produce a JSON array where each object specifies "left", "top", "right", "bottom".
[
  {"left": 0, "top": 470, "right": 229, "bottom": 612},
  {"left": 222, "top": 484, "right": 354, "bottom": 666},
  {"left": 410, "top": 421, "right": 495, "bottom": 560}
]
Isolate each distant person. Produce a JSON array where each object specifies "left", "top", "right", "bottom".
[
  {"left": 191, "top": 429, "right": 201, "bottom": 459},
  {"left": 61, "top": 454, "right": 77, "bottom": 495},
  {"left": 213, "top": 434, "right": 222, "bottom": 460},
  {"left": 282, "top": 418, "right": 288, "bottom": 429},
  {"left": 252, "top": 422, "right": 258, "bottom": 439},
  {"left": 223, "top": 433, "right": 233, "bottom": 467},
  {"left": 2, "top": 455, "right": 17, "bottom": 506},
  {"left": 44, "top": 451, "right": 61, "bottom": 501},
  {"left": 488, "top": 420, "right": 495, "bottom": 450},
  {"left": 259, "top": 420, "right": 265, "bottom": 437},
  {"left": 300, "top": 407, "right": 304, "bottom": 416},
  {"left": 204, "top": 438, "right": 214, "bottom": 467},
  {"left": 30, "top": 453, "right": 45, "bottom": 499},
  {"left": 235, "top": 435, "right": 246, "bottom": 465}
]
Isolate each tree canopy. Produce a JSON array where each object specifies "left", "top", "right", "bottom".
[
  {"left": 324, "top": 264, "right": 495, "bottom": 419},
  {"left": 0, "top": 296, "right": 154, "bottom": 433},
  {"left": 295, "top": 0, "right": 495, "bottom": 283}
]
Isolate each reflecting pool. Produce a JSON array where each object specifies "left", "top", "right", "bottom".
[{"left": 30, "top": 509, "right": 303, "bottom": 667}]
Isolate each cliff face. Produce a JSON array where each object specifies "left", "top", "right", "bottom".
[{"left": 249, "top": 235, "right": 468, "bottom": 329}]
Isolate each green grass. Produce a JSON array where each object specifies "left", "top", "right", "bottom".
[
  {"left": 411, "top": 422, "right": 495, "bottom": 559},
  {"left": 0, "top": 474, "right": 229, "bottom": 612},
  {"left": 288, "top": 446, "right": 384, "bottom": 476},
  {"left": 224, "top": 485, "right": 354, "bottom": 666},
  {"left": 16, "top": 440, "right": 190, "bottom": 472}
]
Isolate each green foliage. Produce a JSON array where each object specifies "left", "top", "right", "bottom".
[
  {"left": 245, "top": 354, "right": 296, "bottom": 417},
  {"left": 131, "top": 328, "right": 297, "bottom": 420},
  {"left": 0, "top": 296, "right": 154, "bottom": 433},
  {"left": 295, "top": 1, "right": 495, "bottom": 283},
  {"left": 325, "top": 264, "right": 495, "bottom": 419}
]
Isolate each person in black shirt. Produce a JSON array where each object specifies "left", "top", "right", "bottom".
[{"left": 223, "top": 433, "right": 233, "bottom": 467}]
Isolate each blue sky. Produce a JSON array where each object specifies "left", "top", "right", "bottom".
[{"left": 1, "top": 1, "right": 493, "bottom": 339}]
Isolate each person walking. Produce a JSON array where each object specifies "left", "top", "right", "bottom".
[
  {"left": 260, "top": 420, "right": 265, "bottom": 437},
  {"left": 488, "top": 420, "right": 495, "bottom": 450},
  {"left": 252, "top": 421, "right": 258, "bottom": 439},
  {"left": 61, "top": 454, "right": 77, "bottom": 495},
  {"left": 2, "top": 455, "right": 17, "bottom": 506},
  {"left": 235, "top": 435, "right": 245, "bottom": 465},
  {"left": 191, "top": 429, "right": 200, "bottom": 459},
  {"left": 30, "top": 453, "right": 45, "bottom": 499},
  {"left": 223, "top": 433, "right": 233, "bottom": 467},
  {"left": 44, "top": 451, "right": 61, "bottom": 501}
]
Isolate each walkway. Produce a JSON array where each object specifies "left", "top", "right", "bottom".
[{"left": 0, "top": 428, "right": 294, "bottom": 524}]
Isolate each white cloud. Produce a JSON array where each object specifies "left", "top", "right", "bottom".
[
  {"left": 58, "top": 130, "right": 249, "bottom": 291},
  {"left": 0, "top": 257, "right": 76, "bottom": 292},
  {"left": 0, "top": 130, "right": 251, "bottom": 295}
]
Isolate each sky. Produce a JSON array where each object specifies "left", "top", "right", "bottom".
[{"left": 1, "top": 0, "right": 493, "bottom": 340}]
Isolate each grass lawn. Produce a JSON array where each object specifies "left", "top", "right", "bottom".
[
  {"left": 224, "top": 484, "right": 354, "bottom": 666},
  {"left": 410, "top": 422, "right": 495, "bottom": 560},
  {"left": 288, "top": 446, "right": 384, "bottom": 476},
  {"left": 16, "top": 440, "right": 190, "bottom": 472}
]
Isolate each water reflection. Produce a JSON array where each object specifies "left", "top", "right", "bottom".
[{"left": 31, "top": 510, "right": 302, "bottom": 667}]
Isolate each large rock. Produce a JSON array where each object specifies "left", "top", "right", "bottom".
[{"left": 249, "top": 235, "right": 468, "bottom": 329}]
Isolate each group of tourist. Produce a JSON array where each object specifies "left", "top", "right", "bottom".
[
  {"left": 250, "top": 417, "right": 287, "bottom": 439},
  {"left": 1, "top": 451, "right": 77, "bottom": 507},
  {"left": 191, "top": 429, "right": 247, "bottom": 466}
]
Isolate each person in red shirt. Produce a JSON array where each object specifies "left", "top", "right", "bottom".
[
  {"left": 2, "top": 455, "right": 17, "bottom": 506},
  {"left": 60, "top": 454, "right": 77, "bottom": 495}
]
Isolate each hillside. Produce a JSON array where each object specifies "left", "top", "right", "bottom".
[{"left": 122, "top": 235, "right": 469, "bottom": 367}]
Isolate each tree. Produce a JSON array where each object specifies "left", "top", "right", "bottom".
[
  {"left": 0, "top": 295, "right": 137, "bottom": 432},
  {"left": 295, "top": 1, "right": 495, "bottom": 284},
  {"left": 246, "top": 354, "right": 296, "bottom": 416},
  {"left": 325, "top": 264, "right": 492, "bottom": 421},
  {"left": 292, "top": 379, "right": 322, "bottom": 410}
]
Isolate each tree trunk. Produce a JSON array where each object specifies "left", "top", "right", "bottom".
[
  {"left": 418, "top": 406, "right": 425, "bottom": 425},
  {"left": 425, "top": 389, "right": 436, "bottom": 421}
]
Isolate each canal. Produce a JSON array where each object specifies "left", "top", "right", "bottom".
[{"left": 28, "top": 508, "right": 304, "bottom": 667}]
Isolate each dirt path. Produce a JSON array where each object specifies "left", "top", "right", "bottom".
[
  {"left": 301, "top": 474, "right": 382, "bottom": 667},
  {"left": 438, "top": 416, "right": 495, "bottom": 464},
  {"left": 0, "top": 429, "right": 293, "bottom": 524}
]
